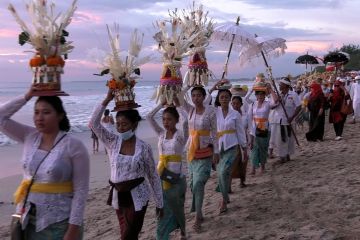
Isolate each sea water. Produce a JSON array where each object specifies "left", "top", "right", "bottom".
[{"left": 0, "top": 79, "right": 253, "bottom": 146}]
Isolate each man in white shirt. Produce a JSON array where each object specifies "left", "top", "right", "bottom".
[
  {"left": 351, "top": 76, "right": 360, "bottom": 123},
  {"left": 272, "top": 77, "right": 302, "bottom": 162}
]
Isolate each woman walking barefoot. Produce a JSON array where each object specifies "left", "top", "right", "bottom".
[
  {"left": 248, "top": 83, "right": 277, "bottom": 175},
  {"left": 0, "top": 86, "right": 89, "bottom": 240},
  {"left": 89, "top": 90, "right": 163, "bottom": 240},
  {"left": 212, "top": 87, "right": 247, "bottom": 214},
  {"left": 182, "top": 86, "right": 218, "bottom": 233},
  {"left": 147, "top": 99, "right": 188, "bottom": 240}
]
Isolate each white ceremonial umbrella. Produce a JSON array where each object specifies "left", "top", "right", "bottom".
[
  {"left": 238, "top": 35, "right": 287, "bottom": 67},
  {"left": 211, "top": 16, "right": 256, "bottom": 79},
  {"left": 239, "top": 34, "right": 299, "bottom": 146}
]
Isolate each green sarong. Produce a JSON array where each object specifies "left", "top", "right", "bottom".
[
  {"left": 25, "top": 217, "right": 83, "bottom": 240},
  {"left": 157, "top": 177, "right": 186, "bottom": 240},
  {"left": 189, "top": 157, "right": 212, "bottom": 218},
  {"left": 216, "top": 146, "right": 238, "bottom": 202},
  {"left": 250, "top": 135, "right": 270, "bottom": 168}
]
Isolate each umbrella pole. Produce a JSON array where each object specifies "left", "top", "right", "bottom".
[
  {"left": 260, "top": 50, "right": 300, "bottom": 146},
  {"left": 221, "top": 36, "right": 235, "bottom": 79},
  {"left": 221, "top": 16, "right": 240, "bottom": 80}
]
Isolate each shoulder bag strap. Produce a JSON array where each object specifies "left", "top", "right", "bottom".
[{"left": 20, "top": 134, "right": 67, "bottom": 212}]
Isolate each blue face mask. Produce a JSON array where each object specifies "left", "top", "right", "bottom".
[{"left": 119, "top": 129, "right": 135, "bottom": 140}]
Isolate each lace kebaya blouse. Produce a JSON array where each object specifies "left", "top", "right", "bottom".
[
  {"left": 0, "top": 96, "right": 90, "bottom": 232},
  {"left": 89, "top": 104, "right": 163, "bottom": 211}
]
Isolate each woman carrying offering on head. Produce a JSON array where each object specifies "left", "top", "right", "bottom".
[
  {"left": 0, "top": 86, "right": 89, "bottom": 240},
  {"left": 248, "top": 83, "right": 277, "bottom": 175},
  {"left": 147, "top": 98, "right": 188, "bottom": 240},
  {"left": 210, "top": 81, "right": 247, "bottom": 214},
  {"left": 89, "top": 90, "right": 163, "bottom": 240},
  {"left": 181, "top": 85, "right": 218, "bottom": 233}
]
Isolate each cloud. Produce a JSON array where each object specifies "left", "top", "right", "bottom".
[
  {"left": 82, "top": 0, "right": 173, "bottom": 11},
  {"left": 72, "top": 11, "right": 103, "bottom": 25},
  {"left": 237, "top": 0, "right": 344, "bottom": 9},
  {"left": 0, "top": 28, "right": 18, "bottom": 38},
  {"left": 286, "top": 40, "right": 340, "bottom": 54},
  {"left": 0, "top": 53, "right": 27, "bottom": 57}
]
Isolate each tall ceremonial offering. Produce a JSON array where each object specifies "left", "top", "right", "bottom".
[
  {"left": 8, "top": 0, "right": 77, "bottom": 96},
  {"left": 153, "top": 10, "right": 200, "bottom": 105},
  {"left": 181, "top": 3, "right": 214, "bottom": 87},
  {"left": 93, "top": 24, "right": 151, "bottom": 112}
]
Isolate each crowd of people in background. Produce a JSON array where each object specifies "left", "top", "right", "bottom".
[{"left": 295, "top": 71, "right": 360, "bottom": 141}]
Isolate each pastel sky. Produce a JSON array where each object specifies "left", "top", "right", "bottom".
[{"left": 0, "top": 0, "right": 359, "bottom": 83}]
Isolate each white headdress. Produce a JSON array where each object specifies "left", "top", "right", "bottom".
[
  {"left": 8, "top": 0, "right": 77, "bottom": 95},
  {"left": 180, "top": 2, "right": 215, "bottom": 86},
  {"left": 8, "top": 0, "right": 76, "bottom": 58},
  {"left": 95, "top": 24, "right": 151, "bottom": 82},
  {"left": 152, "top": 9, "right": 201, "bottom": 105},
  {"left": 93, "top": 24, "right": 151, "bottom": 111}
]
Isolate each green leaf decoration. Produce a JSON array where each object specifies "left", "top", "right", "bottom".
[
  {"left": 62, "top": 30, "right": 69, "bottom": 37},
  {"left": 60, "top": 36, "right": 66, "bottom": 44},
  {"left": 133, "top": 68, "right": 140, "bottom": 75},
  {"left": 93, "top": 69, "right": 110, "bottom": 76},
  {"left": 18, "top": 31, "right": 30, "bottom": 46}
]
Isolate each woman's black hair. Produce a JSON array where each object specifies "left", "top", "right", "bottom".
[
  {"left": 104, "top": 109, "right": 110, "bottom": 116},
  {"left": 232, "top": 95, "right": 243, "bottom": 104},
  {"left": 191, "top": 86, "right": 206, "bottom": 97},
  {"left": 214, "top": 89, "right": 232, "bottom": 107},
  {"left": 36, "top": 96, "right": 70, "bottom": 132},
  {"left": 116, "top": 109, "right": 142, "bottom": 129},
  {"left": 255, "top": 91, "right": 266, "bottom": 95},
  {"left": 163, "top": 106, "right": 180, "bottom": 122}
]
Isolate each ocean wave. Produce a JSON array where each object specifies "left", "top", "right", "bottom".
[
  {"left": 0, "top": 80, "right": 254, "bottom": 147},
  {"left": 0, "top": 133, "right": 18, "bottom": 147}
]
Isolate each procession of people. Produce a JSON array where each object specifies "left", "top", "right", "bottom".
[{"left": 2, "top": 1, "right": 360, "bottom": 240}]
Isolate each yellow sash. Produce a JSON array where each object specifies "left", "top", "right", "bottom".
[
  {"left": 14, "top": 179, "right": 73, "bottom": 204},
  {"left": 158, "top": 154, "right": 182, "bottom": 190},
  {"left": 254, "top": 117, "right": 268, "bottom": 131},
  {"left": 187, "top": 129, "right": 210, "bottom": 161},
  {"left": 217, "top": 129, "right": 236, "bottom": 138}
]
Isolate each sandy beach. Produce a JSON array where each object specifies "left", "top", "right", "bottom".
[{"left": 1, "top": 118, "right": 360, "bottom": 239}]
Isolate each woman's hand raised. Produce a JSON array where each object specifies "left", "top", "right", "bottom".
[
  {"left": 24, "top": 85, "right": 39, "bottom": 101},
  {"left": 102, "top": 89, "right": 114, "bottom": 106}
]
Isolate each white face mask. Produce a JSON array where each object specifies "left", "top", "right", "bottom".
[{"left": 119, "top": 129, "right": 135, "bottom": 141}]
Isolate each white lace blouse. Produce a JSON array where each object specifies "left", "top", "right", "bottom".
[
  {"left": 182, "top": 98, "right": 219, "bottom": 154},
  {"left": 89, "top": 104, "right": 163, "bottom": 211},
  {"left": 0, "top": 96, "right": 90, "bottom": 232},
  {"left": 146, "top": 104, "right": 189, "bottom": 175}
]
